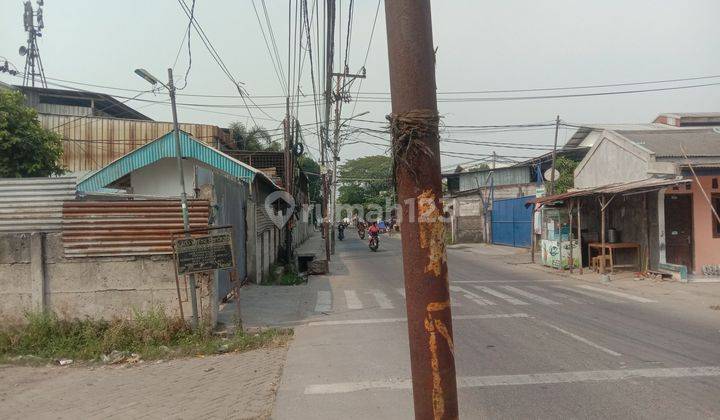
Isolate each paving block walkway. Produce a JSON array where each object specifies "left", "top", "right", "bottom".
[{"left": 0, "top": 345, "right": 289, "bottom": 420}]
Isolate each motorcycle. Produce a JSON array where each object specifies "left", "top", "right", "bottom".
[
  {"left": 368, "top": 234, "right": 379, "bottom": 251},
  {"left": 357, "top": 223, "right": 366, "bottom": 239}
]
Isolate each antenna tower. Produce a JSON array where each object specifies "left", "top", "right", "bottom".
[{"left": 19, "top": 0, "right": 47, "bottom": 87}]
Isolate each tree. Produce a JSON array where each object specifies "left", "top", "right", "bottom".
[
  {"left": 0, "top": 90, "right": 64, "bottom": 177},
  {"left": 549, "top": 156, "right": 579, "bottom": 194},
  {"left": 228, "top": 122, "right": 281, "bottom": 151},
  {"left": 297, "top": 155, "right": 321, "bottom": 203},
  {"left": 338, "top": 155, "right": 393, "bottom": 213}
]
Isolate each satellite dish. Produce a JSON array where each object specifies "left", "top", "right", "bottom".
[
  {"left": 18, "top": 46, "right": 27, "bottom": 56},
  {"left": 543, "top": 168, "right": 560, "bottom": 181}
]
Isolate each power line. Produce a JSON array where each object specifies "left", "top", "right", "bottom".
[{"left": 176, "top": 0, "right": 196, "bottom": 90}]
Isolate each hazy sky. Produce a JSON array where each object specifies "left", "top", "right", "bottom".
[{"left": 2, "top": 0, "right": 719, "bottom": 169}]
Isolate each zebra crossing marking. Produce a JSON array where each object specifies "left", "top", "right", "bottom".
[
  {"left": 577, "top": 285, "right": 656, "bottom": 303},
  {"left": 500, "top": 285, "right": 560, "bottom": 305},
  {"left": 369, "top": 289, "right": 394, "bottom": 309},
  {"left": 553, "top": 285, "right": 623, "bottom": 303},
  {"left": 396, "top": 288, "right": 405, "bottom": 298},
  {"left": 472, "top": 285, "right": 529, "bottom": 305},
  {"left": 344, "top": 290, "right": 363, "bottom": 309},
  {"left": 315, "top": 291, "right": 332, "bottom": 313},
  {"left": 450, "top": 286, "right": 495, "bottom": 306}
]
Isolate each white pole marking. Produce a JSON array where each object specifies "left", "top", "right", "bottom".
[
  {"left": 500, "top": 285, "right": 560, "bottom": 305},
  {"left": 344, "top": 290, "right": 363, "bottom": 310},
  {"left": 450, "top": 286, "right": 495, "bottom": 306},
  {"left": 577, "top": 285, "right": 656, "bottom": 303},
  {"left": 304, "top": 366, "right": 720, "bottom": 394},
  {"left": 314, "top": 291, "right": 332, "bottom": 313},
  {"left": 369, "top": 289, "right": 394, "bottom": 309},
  {"left": 473, "top": 285, "right": 529, "bottom": 305},
  {"left": 307, "top": 312, "right": 529, "bottom": 327},
  {"left": 540, "top": 321, "right": 621, "bottom": 356}
]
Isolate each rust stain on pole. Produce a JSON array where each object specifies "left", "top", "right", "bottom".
[{"left": 384, "top": 1, "right": 459, "bottom": 418}]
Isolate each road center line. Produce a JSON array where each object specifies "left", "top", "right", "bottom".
[
  {"left": 577, "top": 285, "right": 657, "bottom": 303},
  {"left": 307, "top": 313, "right": 529, "bottom": 327},
  {"left": 539, "top": 321, "right": 622, "bottom": 356},
  {"left": 304, "top": 366, "right": 720, "bottom": 394}
]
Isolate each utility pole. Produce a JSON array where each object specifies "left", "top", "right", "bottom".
[
  {"left": 385, "top": 2, "right": 459, "bottom": 419},
  {"left": 284, "top": 96, "right": 294, "bottom": 262},
  {"left": 330, "top": 68, "right": 366, "bottom": 254},
  {"left": 549, "top": 115, "right": 560, "bottom": 195},
  {"left": 321, "top": 0, "right": 336, "bottom": 263},
  {"left": 168, "top": 68, "right": 199, "bottom": 329}
]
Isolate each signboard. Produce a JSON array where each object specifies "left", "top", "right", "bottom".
[{"left": 174, "top": 234, "right": 234, "bottom": 275}]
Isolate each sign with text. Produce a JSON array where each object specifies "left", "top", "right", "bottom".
[{"left": 174, "top": 234, "right": 234, "bottom": 275}]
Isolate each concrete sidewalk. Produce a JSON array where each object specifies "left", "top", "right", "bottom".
[{"left": 0, "top": 346, "right": 289, "bottom": 420}]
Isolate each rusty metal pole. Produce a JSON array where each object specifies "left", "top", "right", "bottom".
[{"left": 385, "top": 2, "right": 459, "bottom": 419}]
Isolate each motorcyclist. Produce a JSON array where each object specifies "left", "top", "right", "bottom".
[{"left": 368, "top": 221, "right": 380, "bottom": 239}]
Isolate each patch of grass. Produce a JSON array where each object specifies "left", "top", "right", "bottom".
[
  {"left": 262, "top": 263, "right": 306, "bottom": 286},
  {"left": 0, "top": 309, "right": 293, "bottom": 365}
]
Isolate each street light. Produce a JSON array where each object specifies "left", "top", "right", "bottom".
[{"left": 134, "top": 67, "right": 199, "bottom": 329}]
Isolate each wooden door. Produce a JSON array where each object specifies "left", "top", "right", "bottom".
[{"left": 664, "top": 194, "right": 693, "bottom": 271}]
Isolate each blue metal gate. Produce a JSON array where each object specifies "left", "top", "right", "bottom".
[{"left": 491, "top": 195, "right": 535, "bottom": 247}]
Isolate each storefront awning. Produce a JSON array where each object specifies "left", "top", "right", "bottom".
[{"left": 528, "top": 177, "right": 691, "bottom": 206}]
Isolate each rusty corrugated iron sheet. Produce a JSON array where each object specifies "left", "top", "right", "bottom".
[
  {"left": 0, "top": 177, "right": 77, "bottom": 233},
  {"left": 62, "top": 200, "right": 210, "bottom": 257},
  {"left": 39, "top": 114, "right": 234, "bottom": 172}
]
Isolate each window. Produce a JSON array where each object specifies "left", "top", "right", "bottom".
[{"left": 714, "top": 194, "right": 720, "bottom": 238}]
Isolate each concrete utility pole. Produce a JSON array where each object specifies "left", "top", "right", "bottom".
[
  {"left": 284, "top": 96, "right": 294, "bottom": 262},
  {"left": 330, "top": 69, "right": 366, "bottom": 254},
  {"left": 321, "top": 0, "right": 336, "bottom": 263},
  {"left": 167, "top": 68, "right": 199, "bottom": 329},
  {"left": 385, "top": 1, "right": 459, "bottom": 419},
  {"left": 549, "top": 115, "right": 560, "bottom": 195}
]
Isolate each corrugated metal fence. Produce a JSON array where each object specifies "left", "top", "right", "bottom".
[
  {"left": 62, "top": 200, "right": 210, "bottom": 257},
  {"left": 0, "top": 177, "right": 77, "bottom": 233}
]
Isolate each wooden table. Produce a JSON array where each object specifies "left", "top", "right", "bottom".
[{"left": 588, "top": 242, "right": 641, "bottom": 273}]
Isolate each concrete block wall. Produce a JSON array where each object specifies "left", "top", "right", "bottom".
[{"left": 0, "top": 232, "right": 189, "bottom": 323}]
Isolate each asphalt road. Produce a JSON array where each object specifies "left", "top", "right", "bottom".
[{"left": 273, "top": 234, "right": 720, "bottom": 419}]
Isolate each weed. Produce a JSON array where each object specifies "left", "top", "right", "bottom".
[{"left": 0, "top": 309, "right": 292, "bottom": 364}]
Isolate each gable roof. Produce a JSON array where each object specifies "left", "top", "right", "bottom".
[
  {"left": 77, "top": 130, "right": 280, "bottom": 192},
  {"left": 615, "top": 128, "right": 720, "bottom": 158}
]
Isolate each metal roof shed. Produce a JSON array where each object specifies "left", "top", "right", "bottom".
[{"left": 77, "top": 130, "right": 280, "bottom": 193}]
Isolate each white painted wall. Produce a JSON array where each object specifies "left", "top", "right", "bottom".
[
  {"left": 130, "top": 158, "right": 195, "bottom": 197},
  {"left": 574, "top": 136, "right": 651, "bottom": 188}
]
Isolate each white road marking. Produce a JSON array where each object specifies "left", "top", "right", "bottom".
[
  {"left": 540, "top": 321, "right": 622, "bottom": 356},
  {"left": 554, "top": 285, "right": 622, "bottom": 303},
  {"left": 527, "top": 285, "right": 585, "bottom": 303},
  {"left": 452, "top": 280, "right": 562, "bottom": 284},
  {"left": 304, "top": 366, "right": 720, "bottom": 394},
  {"left": 307, "top": 312, "right": 529, "bottom": 327},
  {"left": 472, "top": 285, "right": 529, "bottom": 305},
  {"left": 396, "top": 288, "right": 405, "bottom": 298},
  {"left": 344, "top": 290, "right": 363, "bottom": 310},
  {"left": 450, "top": 286, "right": 495, "bottom": 306},
  {"left": 501, "top": 285, "right": 560, "bottom": 305},
  {"left": 577, "top": 285, "right": 656, "bottom": 303},
  {"left": 369, "top": 289, "right": 394, "bottom": 309},
  {"left": 314, "top": 291, "right": 332, "bottom": 313}
]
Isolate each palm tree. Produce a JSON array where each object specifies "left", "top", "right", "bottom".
[{"left": 228, "top": 122, "right": 281, "bottom": 151}]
